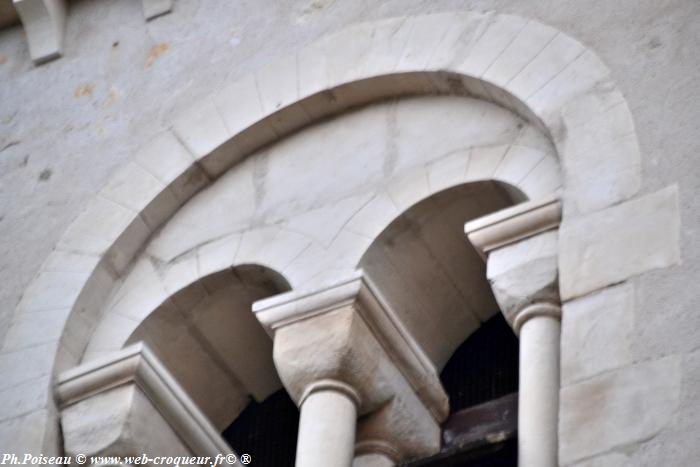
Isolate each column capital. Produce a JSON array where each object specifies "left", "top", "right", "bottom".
[
  {"left": 465, "top": 196, "right": 562, "bottom": 331},
  {"left": 55, "top": 343, "right": 232, "bottom": 460},
  {"left": 254, "top": 270, "right": 445, "bottom": 461},
  {"left": 253, "top": 270, "right": 447, "bottom": 420}
]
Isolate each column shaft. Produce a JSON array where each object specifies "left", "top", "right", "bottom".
[
  {"left": 518, "top": 315, "right": 561, "bottom": 467},
  {"left": 296, "top": 388, "right": 358, "bottom": 467}
]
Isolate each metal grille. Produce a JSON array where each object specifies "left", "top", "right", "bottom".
[
  {"left": 222, "top": 390, "right": 299, "bottom": 467},
  {"left": 222, "top": 314, "right": 518, "bottom": 466},
  {"left": 440, "top": 312, "right": 520, "bottom": 413},
  {"left": 403, "top": 313, "right": 519, "bottom": 466}
]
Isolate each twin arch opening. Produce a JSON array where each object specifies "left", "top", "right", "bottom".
[{"left": 23, "top": 9, "right": 642, "bottom": 465}]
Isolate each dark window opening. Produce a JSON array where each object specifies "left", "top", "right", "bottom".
[
  {"left": 441, "top": 313, "right": 520, "bottom": 413},
  {"left": 404, "top": 313, "right": 519, "bottom": 466},
  {"left": 222, "top": 389, "right": 299, "bottom": 467},
  {"left": 222, "top": 314, "right": 519, "bottom": 467}
]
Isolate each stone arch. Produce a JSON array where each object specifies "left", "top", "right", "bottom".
[
  {"left": 357, "top": 181, "right": 526, "bottom": 370},
  {"left": 2, "top": 10, "right": 643, "bottom": 456},
  {"left": 83, "top": 265, "right": 290, "bottom": 430},
  {"left": 89, "top": 93, "right": 559, "bottom": 345}
]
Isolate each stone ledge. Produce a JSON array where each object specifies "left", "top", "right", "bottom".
[{"left": 14, "top": 0, "right": 67, "bottom": 64}]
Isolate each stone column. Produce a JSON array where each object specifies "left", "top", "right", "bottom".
[
  {"left": 295, "top": 380, "right": 360, "bottom": 467},
  {"left": 465, "top": 195, "right": 562, "bottom": 467},
  {"left": 514, "top": 302, "right": 561, "bottom": 467},
  {"left": 253, "top": 271, "right": 448, "bottom": 467}
]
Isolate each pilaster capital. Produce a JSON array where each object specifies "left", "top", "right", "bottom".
[
  {"left": 55, "top": 343, "right": 232, "bottom": 460},
  {"left": 465, "top": 196, "right": 562, "bottom": 330}
]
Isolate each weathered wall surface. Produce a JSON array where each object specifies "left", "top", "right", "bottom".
[{"left": 0, "top": 0, "right": 698, "bottom": 464}]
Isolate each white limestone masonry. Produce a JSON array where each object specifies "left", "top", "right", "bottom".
[
  {"left": 559, "top": 184, "right": 681, "bottom": 300},
  {"left": 0, "top": 2, "right": 695, "bottom": 466}
]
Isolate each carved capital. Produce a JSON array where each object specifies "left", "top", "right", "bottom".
[
  {"left": 56, "top": 343, "right": 232, "bottom": 460},
  {"left": 465, "top": 197, "right": 562, "bottom": 332},
  {"left": 253, "top": 270, "right": 446, "bottom": 461}
]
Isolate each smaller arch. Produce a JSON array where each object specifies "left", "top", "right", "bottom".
[
  {"left": 358, "top": 181, "right": 526, "bottom": 369},
  {"left": 85, "top": 265, "right": 291, "bottom": 431},
  {"left": 277, "top": 141, "right": 561, "bottom": 293}
]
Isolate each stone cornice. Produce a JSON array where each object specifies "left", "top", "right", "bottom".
[
  {"left": 14, "top": 0, "right": 67, "bottom": 64},
  {"left": 56, "top": 343, "right": 232, "bottom": 458},
  {"left": 465, "top": 195, "right": 562, "bottom": 259},
  {"left": 254, "top": 270, "right": 449, "bottom": 421}
]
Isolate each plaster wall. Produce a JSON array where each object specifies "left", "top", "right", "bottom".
[{"left": 0, "top": 0, "right": 698, "bottom": 464}]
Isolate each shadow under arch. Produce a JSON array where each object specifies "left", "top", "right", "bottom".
[
  {"left": 358, "top": 180, "right": 526, "bottom": 465},
  {"left": 358, "top": 180, "right": 526, "bottom": 371},
  {"left": 125, "top": 264, "right": 292, "bottom": 432}
]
